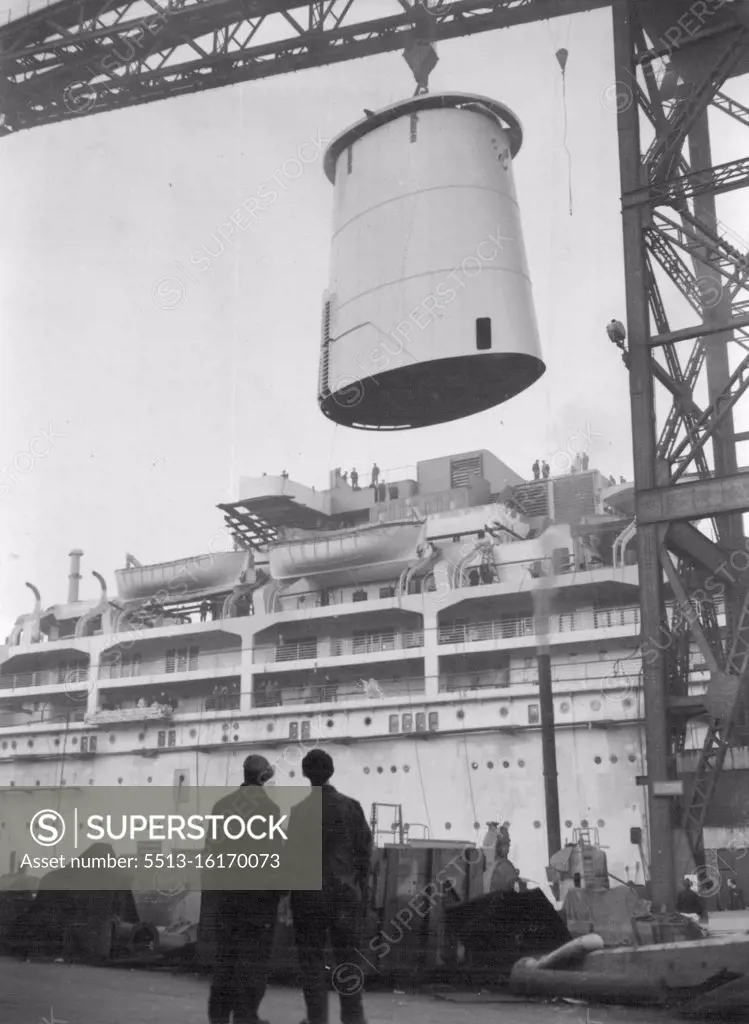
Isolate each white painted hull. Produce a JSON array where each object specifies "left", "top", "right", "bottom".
[{"left": 0, "top": 708, "right": 648, "bottom": 899}]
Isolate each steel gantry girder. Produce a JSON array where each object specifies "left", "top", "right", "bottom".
[
  {"left": 614, "top": 0, "right": 749, "bottom": 908},
  {"left": 0, "top": 0, "right": 612, "bottom": 135}
]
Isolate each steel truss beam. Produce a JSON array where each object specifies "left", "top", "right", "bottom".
[
  {"left": 0, "top": 0, "right": 610, "bottom": 135},
  {"left": 615, "top": 1, "right": 749, "bottom": 908}
]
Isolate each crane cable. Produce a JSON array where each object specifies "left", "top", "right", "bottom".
[{"left": 548, "top": 18, "right": 574, "bottom": 217}]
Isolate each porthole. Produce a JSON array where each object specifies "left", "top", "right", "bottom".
[
  {"left": 11, "top": 741, "right": 17, "bottom": 750},
  {"left": 117, "top": 778, "right": 123, "bottom": 785},
  {"left": 88, "top": 779, "right": 94, "bottom": 785},
  {"left": 610, "top": 755, "right": 618, "bottom": 764},
  {"left": 233, "top": 723, "right": 239, "bottom": 731},
  {"left": 266, "top": 723, "right": 274, "bottom": 732},
  {"left": 445, "top": 822, "right": 452, "bottom": 830},
  {"left": 559, "top": 702, "right": 570, "bottom": 713},
  {"left": 502, "top": 760, "right": 510, "bottom": 768},
  {"left": 222, "top": 736, "right": 228, "bottom": 743},
  {"left": 500, "top": 707, "right": 509, "bottom": 717},
  {"left": 533, "top": 820, "right": 542, "bottom": 829},
  {"left": 326, "top": 720, "right": 334, "bottom": 728},
  {"left": 597, "top": 819, "right": 606, "bottom": 828},
  {"left": 473, "top": 821, "right": 481, "bottom": 830},
  {"left": 289, "top": 770, "right": 295, "bottom": 778},
  {"left": 53, "top": 738, "right": 60, "bottom": 747},
  {"left": 138, "top": 733, "right": 145, "bottom": 741},
  {"left": 594, "top": 756, "right": 602, "bottom": 764},
  {"left": 591, "top": 700, "right": 601, "bottom": 711},
  {"left": 390, "top": 766, "right": 397, "bottom": 773},
  {"left": 518, "top": 759, "right": 525, "bottom": 768},
  {"left": 27, "top": 740, "right": 33, "bottom": 748},
  {"left": 35, "top": 780, "right": 40, "bottom": 786},
  {"left": 233, "top": 736, "right": 239, "bottom": 742},
  {"left": 564, "top": 819, "right": 573, "bottom": 828},
  {"left": 581, "top": 818, "right": 590, "bottom": 828},
  {"left": 147, "top": 777, "right": 152, "bottom": 783},
  {"left": 222, "top": 724, "right": 230, "bottom": 732},
  {"left": 457, "top": 710, "right": 465, "bottom": 720},
  {"left": 623, "top": 698, "right": 633, "bottom": 708},
  {"left": 364, "top": 717, "right": 372, "bottom": 726},
  {"left": 363, "top": 767, "right": 370, "bottom": 774},
  {"left": 109, "top": 735, "right": 115, "bottom": 744},
  {"left": 190, "top": 729, "right": 197, "bottom": 738},
  {"left": 487, "top": 761, "right": 494, "bottom": 769},
  {"left": 403, "top": 765, "right": 410, "bottom": 773},
  {"left": 471, "top": 762, "right": 479, "bottom": 770},
  {"left": 628, "top": 754, "right": 637, "bottom": 763},
  {"left": 376, "top": 767, "right": 383, "bottom": 774}
]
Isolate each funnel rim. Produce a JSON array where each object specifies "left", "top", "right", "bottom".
[{"left": 323, "top": 92, "right": 523, "bottom": 184}]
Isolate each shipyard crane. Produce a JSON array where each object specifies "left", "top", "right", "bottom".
[{"left": 3, "top": 0, "right": 749, "bottom": 912}]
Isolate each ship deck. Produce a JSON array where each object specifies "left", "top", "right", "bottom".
[{"left": 1, "top": 958, "right": 688, "bottom": 1024}]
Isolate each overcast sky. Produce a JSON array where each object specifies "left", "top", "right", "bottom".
[{"left": 1, "top": 5, "right": 747, "bottom": 635}]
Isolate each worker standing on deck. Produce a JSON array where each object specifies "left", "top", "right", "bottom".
[
  {"left": 675, "top": 877, "right": 704, "bottom": 922},
  {"left": 724, "top": 876, "right": 746, "bottom": 911},
  {"left": 202, "top": 754, "right": 284, "bottom": 1024},
  {"left": 290, "top": 749, "right": 372, "bottom": 1024}
]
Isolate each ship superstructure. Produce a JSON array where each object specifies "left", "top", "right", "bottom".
[{"left": 0, "top": 450, "right": 704, "bottom": 890}]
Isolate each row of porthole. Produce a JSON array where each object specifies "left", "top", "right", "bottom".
[
  {"left": 362, "top": 761, "right": 529, "bottom": 773},
  {"left": 471, "top": 760, "right": 524, "bottom": 768},
  {"left": 492, "top": 698, "right": 634, "bottom": 719},
  {"left": 0, "top": 745, "right": 636, "bottom": 767},
  {"left": 359, "top": 755, "right": 637, "bottom": 774},
  {"left": 435, "top": 817, "right": 608, "bottom": 832},
  {"left": 1, "top": 733, "right": 121, "bottom": 751},
  {"left": 595, "top": 754, "right": 639, "bottom": 764},
  {"left": 0, "top": 696, "right": 638, "bottom": 755},
  {"left": 0, "top": 695, "right": 637, "bottom": 753},
  {"left": 14, "top": 769, "right": 301, "bottom": 788},
  {"left": 8, "top": 778, "right": 125, "bottom": 786}
]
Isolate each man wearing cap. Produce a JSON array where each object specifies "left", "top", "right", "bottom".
[
  {"left": 290, "top": 748, "right": 372, "bottom": 1024},
  {"left": 202, "top": 754, "right": 284, "bottom": 1024}
]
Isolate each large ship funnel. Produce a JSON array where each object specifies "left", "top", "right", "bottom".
[{"left": 318, "top": 93, "right": 545, "bottom": 429}]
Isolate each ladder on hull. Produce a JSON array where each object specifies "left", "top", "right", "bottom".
[{"left": 370, "top": 802, "right": 405, "bottom": 846}]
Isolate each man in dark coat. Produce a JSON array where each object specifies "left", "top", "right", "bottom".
[
  {"left": 675, "top": 877, "right": 702, "bottom": 918},
  {"left": 290, "top": 749, "right": 372, "bottom": 1024},
  {"left": 203, "top": 754, "right": 284, "bottom": 1024}
]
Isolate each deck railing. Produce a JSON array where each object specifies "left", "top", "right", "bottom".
[
  {"left": 0, "top": 652, "right": 241, "bottom": 692},
  {"left": 253, "top": 679, "right": 422, "bottom": 708},
  {"left": 0, "top": 667, "right": 90, "bottom": 692},
  {"left": 254, "top": 629, "right": 425, "bottom": 665},
  {"left": 102, "top": 651, "right": 240, "bottom": 679},
  {"left": 437, "top": 606, "right": 641, "bottom": 645}
]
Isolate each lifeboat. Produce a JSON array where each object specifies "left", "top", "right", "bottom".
[
  {"left": 268, "top": 521, "right": 426, "bottom": 582},
  {"left": 115, "top": 551, "right": 250, "bottom": 602}
]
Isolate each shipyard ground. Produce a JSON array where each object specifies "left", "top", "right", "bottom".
[{"left": 1, "top": 959, "right": 691, "bottom": 1024}]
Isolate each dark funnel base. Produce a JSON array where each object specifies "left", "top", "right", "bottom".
[{"left": 319, "top": 353, "right": 545, "bottom": 430}]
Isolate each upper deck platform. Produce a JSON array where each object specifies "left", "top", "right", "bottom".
[{"left": 3, "top": 447, "right": 635, "bottom": 654}]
